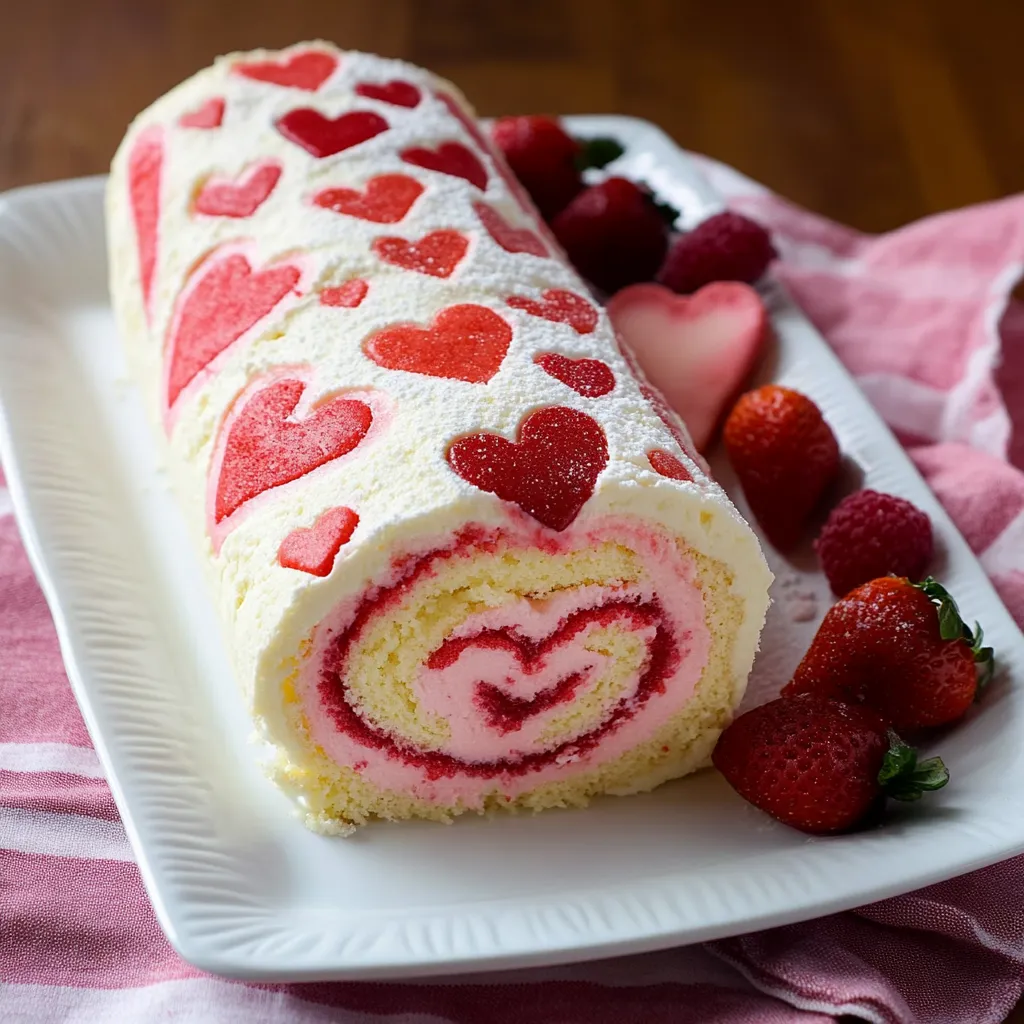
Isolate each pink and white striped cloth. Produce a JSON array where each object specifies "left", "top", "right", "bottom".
[{"left": 2, "top": 159, "right": 1024, "bottom": 1023}]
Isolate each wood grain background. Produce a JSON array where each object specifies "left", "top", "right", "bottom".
[
  {"left": 3, "top": 0, "right": 1023, "bottom": 232},
  {"left": 2, "top": 0, "right": 1023, "bottom": 1016}
]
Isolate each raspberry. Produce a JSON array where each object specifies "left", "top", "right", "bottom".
[
  {"left": 550, "top": 177, "right": 670, "bottom": 295},
  {"left": 490, "top": 115, "right": 583, "bottom": 220},
  {"left": 657, "top": 211, "right": 777, "bottom": 294},
  {"left": 815, "top": 490, "right": 933, "bottom": 596}
]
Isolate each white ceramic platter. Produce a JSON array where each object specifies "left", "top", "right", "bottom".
[{"left": 0, "top": 116, "right": 1021, "bottom": 981}]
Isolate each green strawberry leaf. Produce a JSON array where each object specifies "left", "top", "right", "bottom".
[
  {"left": 574, "top": 136, "right": 625, "bottom": 171},
  {"left": 913, "top": 577, "right": 996, "bottom": 690},
  {"left": 878, "top": 729, "right": 950, "bottom": 803},
  {"left": 651, "top": 196, "right": 681, "bottom": 228}
]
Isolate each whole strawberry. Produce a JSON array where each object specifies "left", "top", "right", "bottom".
[
  {"left": 550, "top": 177, "right": 672, "bottom": 295},
  {"left": 713, "top": 694, "right": 949, "bottom": 835},
  {"left": 723, "top": 385, "right": 840, "bottom": 550},
  {"left": 816, "top": 489, "right": 933, "bottom": 596},
  {"left": 784, "top": 577, "right": 994, "bottom": 731},
  {"left": 658, "top": 211, "right": 777, "bottom": 294},
  {"left": 491, "top": 115, "right": 584, "bottom": 220}
]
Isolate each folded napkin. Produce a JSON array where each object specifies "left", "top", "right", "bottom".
[{"left": 2, "top": 158, "right": 1023, "bottom": 1023}]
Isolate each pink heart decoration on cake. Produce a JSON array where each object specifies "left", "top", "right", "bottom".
[
  {"left": 607, "top": 282, "right": 768, "bottom": 452},
  {"left": 165, "top": 253, "right": 301, "bottom": 408},
  {"left": 648, "top": 449, "right": 692, "bottom": 481},
  {"left": 364, "top": 304, "right": 512, "bottom": 383},
  {"left": 446, "top": 406, "right": 608, "bottom": 531},
  {"left": 277, "top": 109, "right": 388, "bottom": 158},
  {"left": 355, "top": 79, "right": 421, "bottom": 108},
  {"left": 234, "top": 50, "right": 338, "bottom": 91},
  {"left": 127, "top": 126, "right": 163, "bottom": 318},
  {"left": 178, "top": 97, "right": 224, "bottom": 128},
  {"left": 278, "top": 506, "right": 360, "bottom": 577},
  {"left": 507, "top": 289, "right": 597, "bottom": 334},
  {"left": 372, "top": 230, "right": 469, "bottom": 278},
  {"left": 534, "top": 353, "right": 615, "bottom": 398},
  {"left": 193, "top": 161, "right": 282, "bottom": 218},
  {"left": 215, "top": 379, "right": 373, "bottom": 522},
  {"left": 314, "top": 174, "right": 423, "bottom": 223},
  {"left": 320, "top": 279, "right": 369, "bottom": 308},
  {"left": 473, "top": 201, "right": 547, "bottom": 257},
  {"left": 401, "top": 141, "right": 487, "bottom": 190}
]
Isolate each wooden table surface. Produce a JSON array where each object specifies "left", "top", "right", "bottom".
[{"left": 3, "top": 0, "right": 1023, "bottom": 1017}]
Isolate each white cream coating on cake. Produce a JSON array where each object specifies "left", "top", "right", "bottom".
[{"left": 106, "top": 41, "right": 772, "bottom": 831}]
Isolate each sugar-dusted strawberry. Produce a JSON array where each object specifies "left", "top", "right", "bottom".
[
  {"left": 491, "top": 116, "right": 583, "bottom": 220},
  {"left": 658, "top": 211, "right": 778, "bottom": 295},
  {"left": 712, "top": 693, "right": 949, "bottom": 835},
  {"left": 550, "top": 177, "right": 674, "bottom": 295},
  {"left": 816, "top": 489, "right": 933, "bottom": 596},
  {"left": 784, "top": 577, "right": 995, "bottom": 731},
  {"left": 723, "top": 384, "right": 840, "bottom": 550},
  {"left": 490, "top": 116, "right": 626, "bottom": 221}
]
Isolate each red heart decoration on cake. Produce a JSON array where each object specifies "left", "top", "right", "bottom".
[
  {"left": 355, "top": 79, "right": 421, "bottom": 108},
  {"left": 320, "top": 279, "right": 369, "bottom": 308},
  {"left": 364, "top": 304, "right": 512, "bottom": 383},
  {"left": 372, "top": 230, "right": 469, "bottom": 278},
  {"left": 278, "top": 506, "right": 360, "bottom": 577},
  {"left": 178, "top": 97, "right": 224, "bottom": 128},
  {"left": 234, "top": 50, "right": 337, "bottom": 91},
  {"left": 193, "top": 161, "right": 282, "bottom": 218},
  {"left": 437, "top": 92, "right": 536, "bottom": 215},
  {"left": 277, "top": 109, "right": 388, "bottom": 158},
  {"left": 401, "top": 142, "right": 487, "bottom": 190},
  {"left": 607, "top": 282, "right": 768, "bottom": 452},
  {"left": 534, "top": 353, "right": 615, "bottom": 398},
  {"left": 165, "top": 253, "right": 301, "bottom": 408},
  {"left": 446, "top": 406, "right": 608, "bottom": 531},
  {"left": 507, "top": 289, "right": 597, "bottom": 334},
  {"left": 215, "top": 379, "right": 372, "bottom": 522},
  {"left": 313, "top": 173, "right": 423, "bottom": 223},
  {"left": 648, "top": 449, "right": 692, "bottom": 481},
  {"left": 127, "top": 126, "right": 163, "bottom": 318},
  {"left": 473, "top": 201, "right": 547, "bottom": 257}
]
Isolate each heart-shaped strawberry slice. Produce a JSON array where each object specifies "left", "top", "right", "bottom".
[
  {"left": 234, "top": 50, "right": 337, "bottom": 91},
  {"left": 355, "top": 79, "right": 421, "bottom": 108},
  {"left": 127, "top": 126, "right": 163, "bottom": 318},
  {"left": 364, "top": 304, "right": 511, "bottom": 383},
  {"left": 178, "top": 97, "right": 224, "bottom": 128},
  {"left": 193, "top": 161, "right": 281, "bottom": 218},
  {"left": 373, "top": 230, "right": 469, "bottom": 278},
  {"left": 401, "top": 141, "right": 487, "bottom": 190},
  {"left": 277, "top": 109, "right": 388, "bottom": 158},
  {"left": 215, "top": 379, "right": 372, "bottom": 522},
  {"left": 507, "top": 289, "right": 597, "bottom": 334},
  {"left": 313, "top": 173, "right": 423, "bottom": 224},
  {"left": 473, "top": 201, "right": 547, "bottom": 256},
  {"left": 648, "top": 449, "right": 692, "bottom": 481},
  {"left": 320, "top": 279, "right": 369, "bottom": 308},
  {"left": 165, "top": 252, "right": 301, "bottom": 408},
  {"left": 607, "top": 282, "right": 767, "bottom": 452},
  {"left": 447, "top": 406, "right": 608, "bottom": 531},
  {"left": 278, "top": 506, "right": 360, "bottom": 577},
  {"left": 534, "top": 354, "right": 615, "bottom": 398}
]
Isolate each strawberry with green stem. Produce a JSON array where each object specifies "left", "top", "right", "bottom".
[{"left": 784, "top": 576, "right": 995, "bottom": 732}]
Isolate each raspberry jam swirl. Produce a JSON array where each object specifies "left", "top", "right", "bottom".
[{"left": 298, "top": 517, "right": 711, "bottom": 807}]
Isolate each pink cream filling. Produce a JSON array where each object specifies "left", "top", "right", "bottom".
[{"left": 296, "top": 516, "right": 711, "bottom": 806}]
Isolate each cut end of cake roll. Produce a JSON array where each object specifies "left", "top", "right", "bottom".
[
  {"left": 264, "top": 493, "right": 769, "bottom": 833},
  {"left": 106, "top": 40, "right": 772, "bottom": 834}
]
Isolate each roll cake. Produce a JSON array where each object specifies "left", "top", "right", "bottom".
[{"left": 107, "top": 42, "right": 772, "bottom": 833}]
